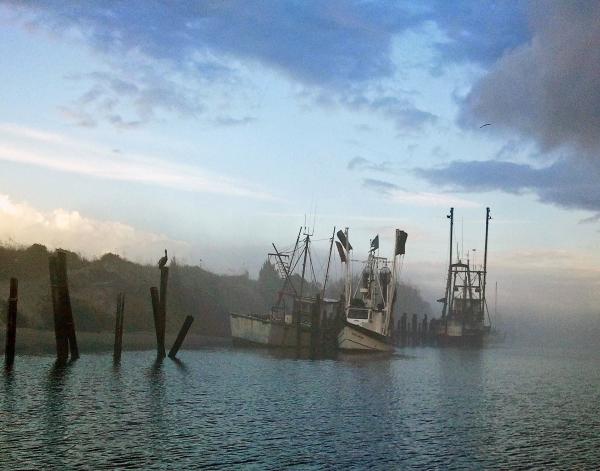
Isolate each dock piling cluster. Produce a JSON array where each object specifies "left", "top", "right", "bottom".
[{"left": 2, "top": 250, "right": 198, "bottom": 370}]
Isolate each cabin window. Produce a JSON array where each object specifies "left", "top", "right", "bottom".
[{"left": 348, "top": 308, "right": 369, "bottom": 319}]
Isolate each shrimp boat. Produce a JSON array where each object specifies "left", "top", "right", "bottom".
[
  {"left": 435, "top": 207, "right": 492, "bottom": 346},
  {"left": 229, "top": 226, "right": 340, "bottom": 350},
  {"left": 336, "top": 228, "right": 408, "bottom": 352}
]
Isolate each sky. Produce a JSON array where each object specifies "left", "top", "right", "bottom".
[{"left": 1, "top": 1, "right": 599, "bottom": 318}]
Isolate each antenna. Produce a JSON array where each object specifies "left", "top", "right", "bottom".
[{"left": 461, "top": 216, "right": 464, "bottom": 261}]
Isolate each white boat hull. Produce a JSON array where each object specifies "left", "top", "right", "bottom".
[
  {"left": 337, "top": 324, "right": 394, "bottom": 352},
  {"left": 230, "top": 313, "right": 310, "bottom": 348}
]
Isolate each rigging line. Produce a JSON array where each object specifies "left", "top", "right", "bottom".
[{"left": 307, "top": 245, "right": 318, "bottom": 287}]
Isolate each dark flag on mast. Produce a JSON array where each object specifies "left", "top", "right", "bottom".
[
  {"left": 335, "top": 241, "right": 347, "bottom": 262},
  {"left": 395, "top": 230, "right": 408, "bottom": 255},
  {"left": 370, "top": 235, "right": 379, "bottom": 252},
  {"left": 336, "top": 230, "right": 352, "bottom": 251}
]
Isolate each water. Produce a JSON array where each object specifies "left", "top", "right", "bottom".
[{"left": 1, "top": 345, "right": 599, "bottom": 469}]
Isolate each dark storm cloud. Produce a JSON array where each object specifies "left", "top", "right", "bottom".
[
  {"left": 415, "top": 159, "right": 600, "bottom": 214},
  {"left": 460, "top": 1, "right": 600, "bottom": 156}
]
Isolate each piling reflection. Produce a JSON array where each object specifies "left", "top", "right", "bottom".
[{"left": 42, "top": 361, "right": 73, "bottom": 469}]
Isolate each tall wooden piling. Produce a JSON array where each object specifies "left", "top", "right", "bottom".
[
  {"left": 113, "top": 293, "right": 125, "bottom": 363},
  {"left": 4, "top": 278, "right": 18, "bottom": 368},
  {"left": 159, "top": 267, "right": 169, "bottom": 357},
  {"left": 49, "top": 255, "right": 69, "bottom": 364},
  {"left": 150, "top": 287, "right": 165, "bottom": 358},
  {"left": 168, "top": 316, "right": 194, "bottom": 359},
  {"left": 56, "top": 250, "right": 78, "bottom": 360}
]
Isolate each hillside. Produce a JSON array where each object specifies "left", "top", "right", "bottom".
[{"left": 0, "top": 243, "right": 431, "bottom": 337}]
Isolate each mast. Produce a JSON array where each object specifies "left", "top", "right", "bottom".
[
  {"left": 482, "top": 207, "right": 491, "bottom": 318},
  {"left": 344, "top": 227, "right": 351, "bottom": 309},
  {"left": 321, "top": 226, "right": 336, "bottom": 297},
  {"left": 289, "top": 226, "right": 303, "bottom": 270},
  {"left": 298, "top": 234, "right": 310, "bottom": 298},
  {"left": 442, "top": 208, "right": 454, "bottom": 319},
  {"left": 386, "top": 229, "right": 400, "bottom": 336}
]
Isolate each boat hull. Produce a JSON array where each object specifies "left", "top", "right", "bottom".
[
  {"left": 337, "top": 322, "right": 394, "bottom": 352},
  {"left": 435, "top": 319, "right": 488, "bottom": 347},
  {"left": 230, "top": 313, "right": 309, "bottom": 348}
]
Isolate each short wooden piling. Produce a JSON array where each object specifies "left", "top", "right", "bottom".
[
  {"left": 411, "top": 313, "right": 418, "bottom": 343},
  {"left": 56, "top": 250, "right": 79, "bottom": 360},
  {"left": 310, "top": 295, "right": 321, "bottom": 357},
  {"left": 4, "top": 278, "right": 18, "bottom": 368},
  {"left": 49, "top": 255, "right": 69, "bottom": 364},
  {"left": 168, "top": 316, "right": 194, "bottom": 359},
  {"left": 150, "top": 287, "right": 165, "bottom": 358},
  {"left": 400, "top": 312, "right": 407, "bottom": 345},
  {"left": 113, "top": 293, "right": 125, "bottom": 363}
]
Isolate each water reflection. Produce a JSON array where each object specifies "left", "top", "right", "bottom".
[{"left": 42, "top": 362, "right": 73, "bottom": 469}]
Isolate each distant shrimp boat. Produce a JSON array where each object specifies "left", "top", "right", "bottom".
[
  {"left": 229, "top": 227, "right": 340, "bottom": 351},
  {"left": 336, "top": 228, "right": 408, "bottom": 352},
  {"left": 435, "top": 208, "right": 492, "bottom": 346}
]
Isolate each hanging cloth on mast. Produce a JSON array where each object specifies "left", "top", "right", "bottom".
[
  {"left": 336, "top": 230, "right": 352, "bottom": 251},
  {"left": 335, "top": 241, "right": 347, "bottom": 263},
  {"left": 370, "top": 235, "right": 379, "bottom": 252},
  {"left": 395, "top": 230, "right": 408, "bottom": 255}
]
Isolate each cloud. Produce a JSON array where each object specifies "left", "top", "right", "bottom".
[
  {"left": 429, "top": 0, "right": 529, "bottom": 67},
  {"left": 460, "top": 2, "right": 600, "bottom": 156},
  {"left": 0, "top": 123, "right": 273, "bottom": 199},
  {"left": 60, "top": 69, "right": 204, "bottom": 128},
  {"left": 213, "top": 116, "right": 256, "bottom": 127},
  {"left": 414, "top": 159, "right": 600, "bottom": 213},
  {"left": 340, "top": 94, "right": 437, "bottom": 131},
  {"left": 347, "top": 157, "right": 393, "bottom": 173},
  {"left": 0, "top": 193, "right": 190, "bottom": 261},
  {"left": 4, "top": 1, "right": 489, "bottom": 131},
  {"left": 362, "top": 178, "right": 400, "bottom": 194},
  {"left": 361, "top": 178, "right": 477, "bottom": 207}
]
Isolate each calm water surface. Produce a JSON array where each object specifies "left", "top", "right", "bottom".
[{"left": 1, "top": 344, "right": 599, "bottom": 469}]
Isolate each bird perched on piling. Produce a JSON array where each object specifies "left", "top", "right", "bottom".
[{"left": 158, "top": 249, "right": 168, "bottom": 269}]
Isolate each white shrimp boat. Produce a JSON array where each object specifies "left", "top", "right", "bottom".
[{"left": 336, "top": 228, "right": 407, "bottom": 352}]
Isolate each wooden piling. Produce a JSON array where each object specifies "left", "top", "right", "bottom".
[
  {"left": 400, "top": 312, "right": 407, "bottom": 345},
  {"left": 411, "top": 313, "right": 418, "bottom": 344},
  {"left": 113, "top": 293, "right": 125, "bottom": 363},
  {"left": 4, "top": 278, "right": 18, "bottom": 368},
  {"left": 150, "top": 287, "right": 165, "bottom": 358},
  {"left": 49, "top": 255, "right": 69, "bottom": 364},
  {"left": 310, "top": 295, "right": 321, "bottom": 357},
  {"left": 56, "top": 250, "right": 78, "bottom": 360},
  {"left": 159, "top": 267, "right": 168, "bottom": 357},
  {"left": 168, "top": 316, "right": 194, "bottom": 359}
]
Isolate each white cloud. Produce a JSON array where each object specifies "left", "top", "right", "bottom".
[
  {"left": 0, "top": 123, "right": 273, "bottom": 199},
  {"left": 0, "top": 193, "right": 190, "bottom": 261}
]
